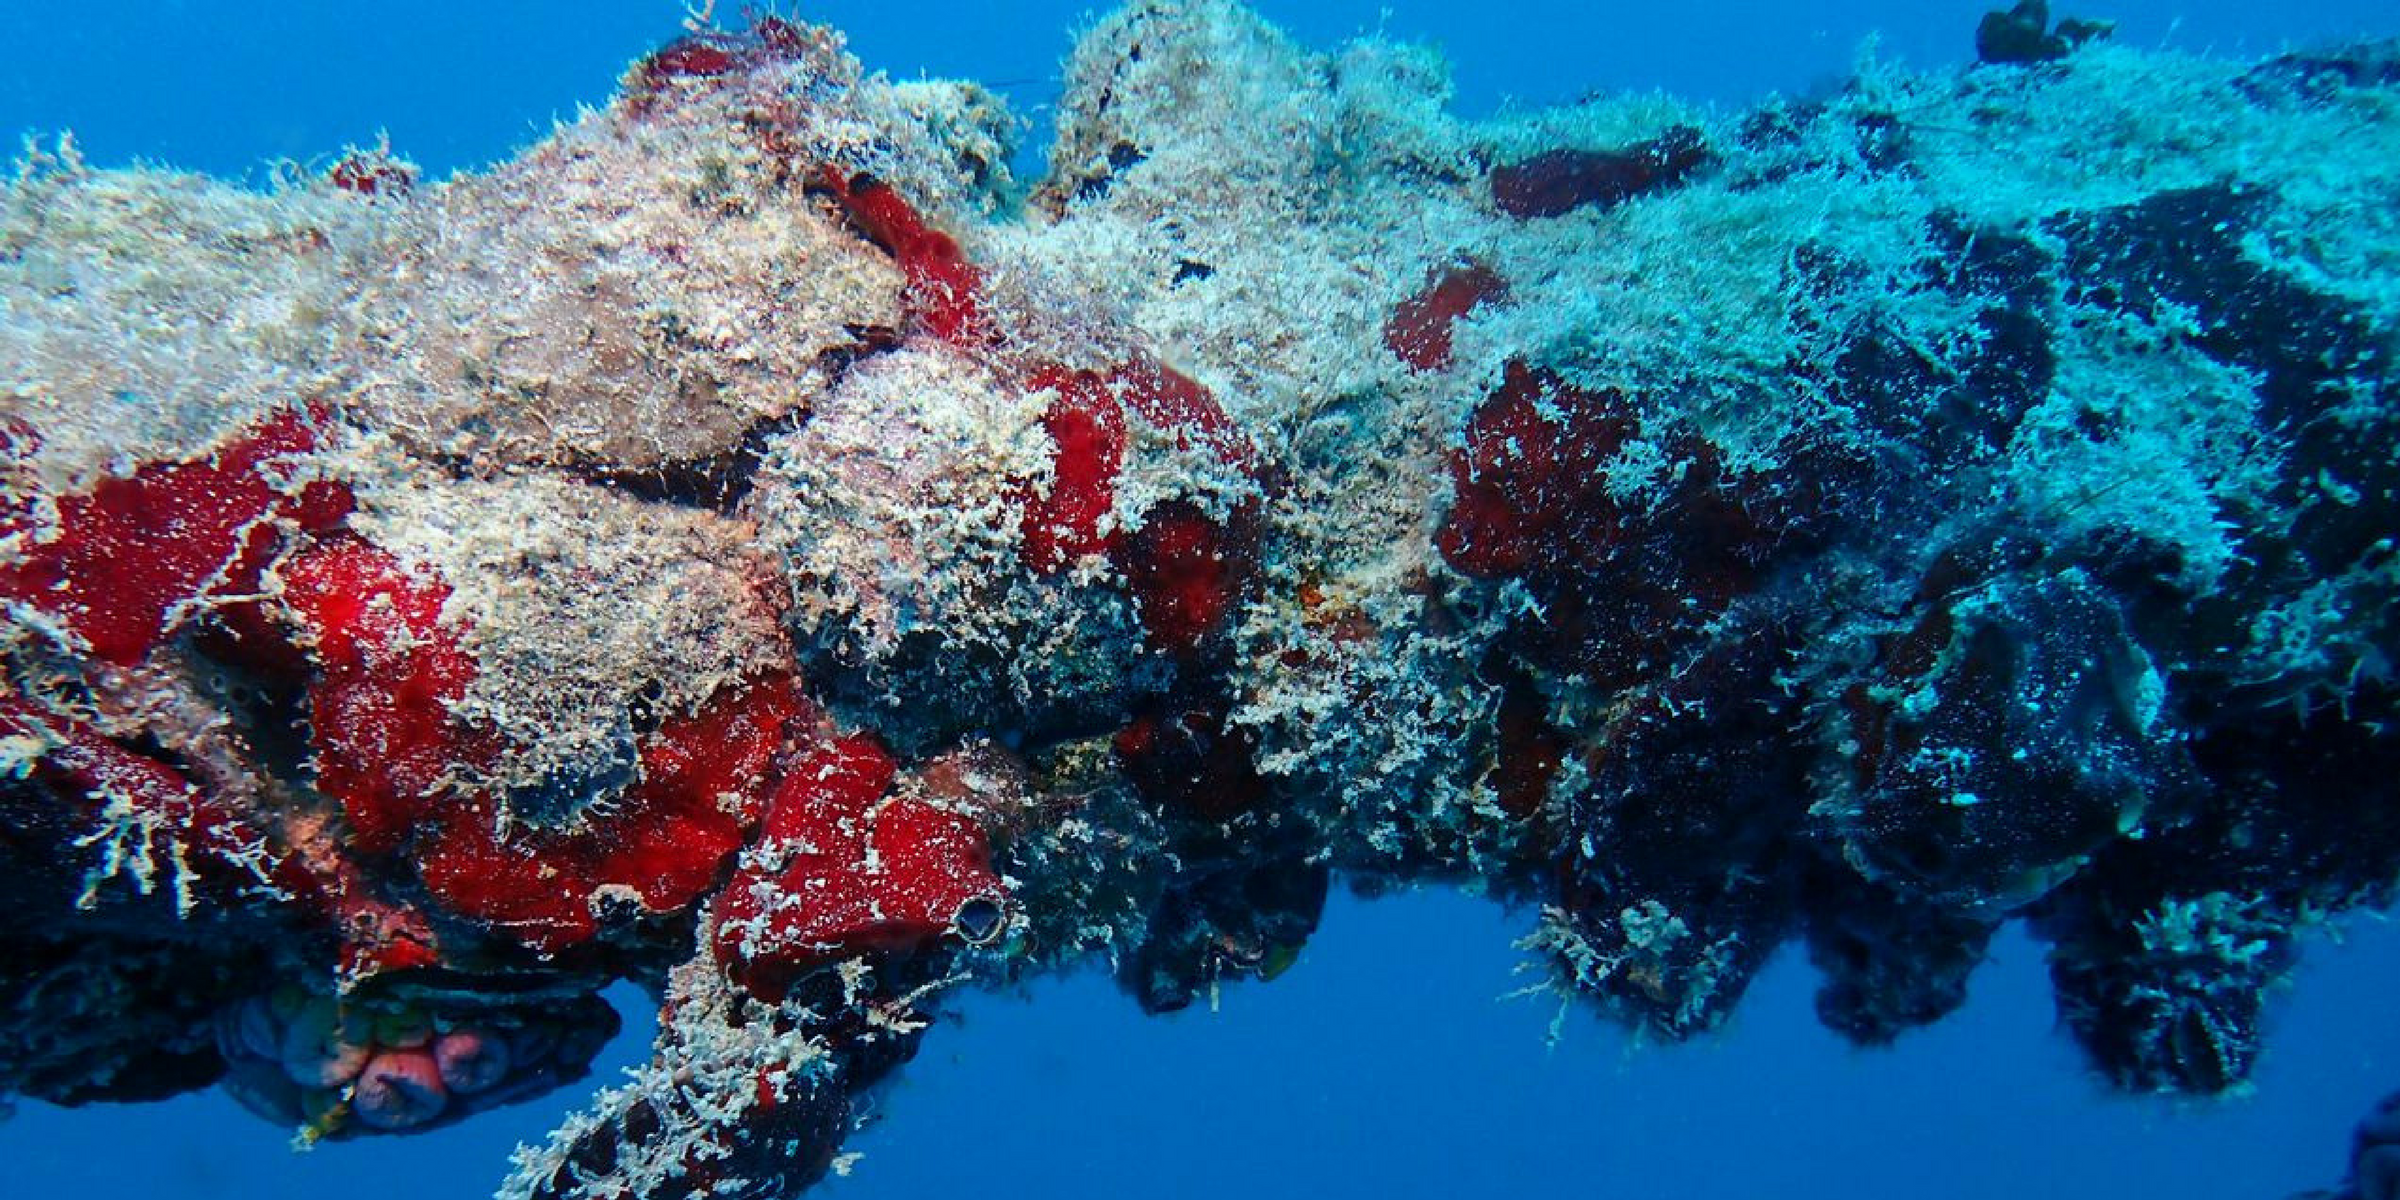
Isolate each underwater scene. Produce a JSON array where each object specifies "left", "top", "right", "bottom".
[{"left": 4, "top": 1, "right": 2400, "bottom": 1197}]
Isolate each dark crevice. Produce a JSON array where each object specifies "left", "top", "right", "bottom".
[
  {"left": 578, "top": 326, "right": 900, "bottom": 515},
  {"left": 577, "top": 414, "right": 795, "bottom": 515}
]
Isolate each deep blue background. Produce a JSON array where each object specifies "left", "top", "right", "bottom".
[
  {"left": 4, "top": 1, "right": 2397, "bottom": 180},
  {"left": 5, "top": 3, "right": 2399, "bottom": 1198}
]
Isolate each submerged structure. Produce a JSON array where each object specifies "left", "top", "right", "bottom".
[{"left": 3, "top": 2, "right": 2396, "bottom": 1195}]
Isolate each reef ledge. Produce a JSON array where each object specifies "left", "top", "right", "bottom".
[{"left": 4, "top": 4, "right": 2398, "bottom": 1197}]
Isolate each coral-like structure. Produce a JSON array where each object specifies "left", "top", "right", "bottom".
[{"left": 4, "top": 4, "right": 2398, "bottom": 1195}]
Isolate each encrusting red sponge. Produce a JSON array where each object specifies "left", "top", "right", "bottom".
[{"left": 713, "top": 733, "right": 1006, "bottom": 1002}]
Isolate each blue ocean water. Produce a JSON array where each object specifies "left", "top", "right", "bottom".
[{"left": 3, "top": 2, "right": 2398, "bottom": 1198}]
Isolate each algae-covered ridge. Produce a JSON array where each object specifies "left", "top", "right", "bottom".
[{"left": 2, "top": 2, "right": 2397, "bottom": 1197}]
